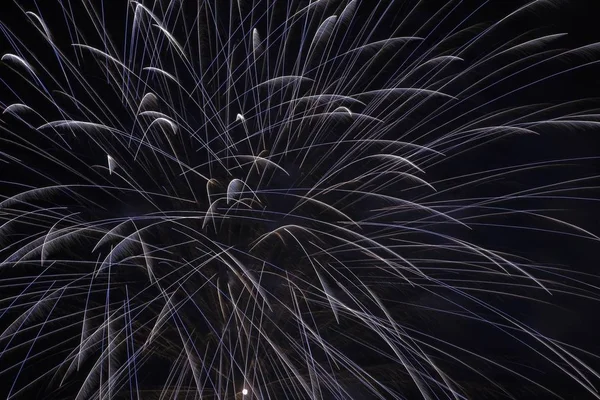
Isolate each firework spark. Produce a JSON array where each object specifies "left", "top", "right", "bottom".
[{"left": 0, "top": 0, "right": 599, "bottom": 399}]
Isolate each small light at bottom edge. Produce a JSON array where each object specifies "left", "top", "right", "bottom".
[{"left": 242, "top": 388, "right": 249, "bottom": 396}]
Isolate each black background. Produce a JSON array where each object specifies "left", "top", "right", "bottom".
[{"left": 1, "top": 0, "right": 600, "bottom": 399}]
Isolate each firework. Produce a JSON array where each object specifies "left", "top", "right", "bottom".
[{"left": 0, "top": 0, "right": 599, "bottom": 399}]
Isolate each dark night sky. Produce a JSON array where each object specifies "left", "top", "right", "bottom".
[{"left": 1, "top": 1, "right": 600, "bottom": 399}]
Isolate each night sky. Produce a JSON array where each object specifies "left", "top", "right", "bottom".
[{"left": 1, "top": 1, "right": 600, "bottom": 399}]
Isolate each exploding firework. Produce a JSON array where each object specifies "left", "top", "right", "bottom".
[{"left": 1, "top": 0, "right": 599, "bottom": 399}]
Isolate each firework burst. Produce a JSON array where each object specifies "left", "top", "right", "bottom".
[{"left": 1, "top": 0, "right": 599, "bottom": 399}]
